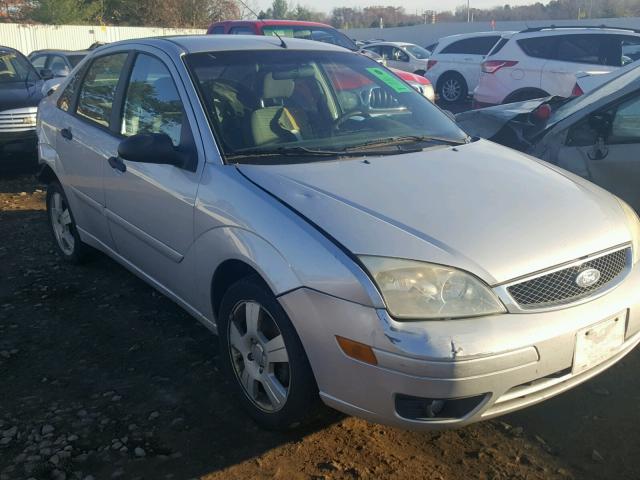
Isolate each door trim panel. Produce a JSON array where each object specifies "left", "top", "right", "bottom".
[{"left": 104, "top": 209, "right": 184, "bottom": 263}]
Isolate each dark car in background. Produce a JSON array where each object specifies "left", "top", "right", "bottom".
[
  {"left": 0, "top": 46, "right": 44, "bottom": 161},
  {"left": 28, "top": 49, "right": 89, "bottom": 79}
]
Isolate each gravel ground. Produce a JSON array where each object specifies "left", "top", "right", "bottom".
[{"left": 1, "top": 164, "right": 640, "bottom": 480}]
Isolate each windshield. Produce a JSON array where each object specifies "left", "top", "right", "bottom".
[
  {"left": 549, "top": 64, "right": 640, "bottom": 125},
  {"left": 262, "top": 26, "right": 357, "bottom": 51},
  {"left": 0, "top": 50, "right": 38, "bottom": 83},
  {"left": 186, "top": 50, "right": 466, "bottom": 164},
  {"left": 404, "top": 45, "right": 430, "bottom": 59}
]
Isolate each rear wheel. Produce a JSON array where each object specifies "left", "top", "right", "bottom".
[
  {"left": 218, "top": 276, "right": 319, "bottom": 430},
  {"left": 46, "top": 181, "right": 89, "bottom": 263},
  {"left": 438, "top": 72, "right": 468, "bottom": 104}
]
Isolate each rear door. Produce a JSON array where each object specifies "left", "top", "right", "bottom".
[
  {"left": 102, "top": 48, "right": 204, "bottom": 298},
  {"left": 385, "top": 46, "right": 412, "bottom": 72},
  {"left": 541, "top": 34, "right": 618, "bottom": 97},
  {"left": 555, "top": 91, "right": 640, "bottom": 211},
  {"left": 54, "top": 51, "right": 130, "bottom": 248},
  {"left": 437, "top": 36, "right": 500, "bottom": 89}
]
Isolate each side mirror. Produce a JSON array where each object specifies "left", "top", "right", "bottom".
[
  {"left": 588, "top": 112, "right": 613, "bottom": 137},
  {"left": 118, "top": 133, "right": 183, "bottom": 166},
  {"left": 39, "top": 68, "right": 54, "bottom": 80}
]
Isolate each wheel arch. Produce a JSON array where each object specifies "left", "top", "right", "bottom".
[
  {"left": 36, "top": 163, "right": 59, "bottom": 185},
  {"left": 503, "top": 87, "right": 550, "bottom": 104}
]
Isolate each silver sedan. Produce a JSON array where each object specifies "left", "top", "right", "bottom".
[{"left": 36, "top": 35, "right": 640, "bottom": 430}]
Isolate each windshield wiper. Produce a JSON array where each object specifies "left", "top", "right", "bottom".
[
  {"left": 226, "top": 146, "right": 342, "bottom": 161},
  {"left": 344, "top": 135, "right": 468, "bottom": 152}
]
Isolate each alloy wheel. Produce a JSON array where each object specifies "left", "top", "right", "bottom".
[
  {"left": 49, "top": 191, "right": 75, "bottom": 256},
  {"left": 228, "top": 300, "right": 290, "bottom": 412},
  {"left": 442, "top": 78, "right": 462, "bottom": 102}
]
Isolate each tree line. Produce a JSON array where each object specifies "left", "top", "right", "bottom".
[{"left": 1, "top": 0, "right": 639, "bottom": 29}]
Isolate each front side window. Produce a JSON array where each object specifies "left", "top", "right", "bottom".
[
  {"left": 121, "top": 54, "right": 184, "bottom": 146},
  {"left": 404, "top": 45, "right": 430, "bottom": 59},
  {"left": 186, "top": 50, "right": 467, "bottom": 164},
  {"left": 610, "top": 94, "right": 640, "bottom": 143},
  {"left": 31, "top": 55, "right": 47, "bottom": 70},
  {"left": 230, "top": 27, "right": 254, "bottom": 35},
  {"left": 391, "top": 47, "right": 409, "bottom": 62},
  {"left": 0, "top": 50, "right": 38, "bottom": 83},
  {"left": 76, "top": 53, "right": 128, "bottom": 127},
  {"left": 262, "top": 26, "right": 356, "bottom": 50}
]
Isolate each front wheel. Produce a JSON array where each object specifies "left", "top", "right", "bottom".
[{"left": 218, "top": 276, "right": 319, "bottom": 430}]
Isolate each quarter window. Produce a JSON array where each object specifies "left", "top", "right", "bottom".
[
  {"left": 121, "top": 54, "right": 184, "bottom": 146},
  {"left": 441, "top": 36, "right": 500, "bottom": 55},
  {"left": 76, "top": 53, "right": 128, "bottom": 127}
]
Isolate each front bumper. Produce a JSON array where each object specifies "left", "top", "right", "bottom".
[
  {"left": 0, "top": 129, "right": 37, "bottom": 155},
  {"left": 279, "top": 261, "right": 640, "bottom": 430}
]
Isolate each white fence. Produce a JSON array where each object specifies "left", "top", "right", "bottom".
[{"left": 0, "top": 23, "right": 205, "bottom": 55}]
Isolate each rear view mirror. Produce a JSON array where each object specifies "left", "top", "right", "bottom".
[
  {"left": 39, "top": 68, "right": 54, "bottom": 80},
  {"left": 118, "top": 133, "right": 182, "bottom": 166},
  {"left": 588, "top": 112, "right": 613, "bottom": 137}
]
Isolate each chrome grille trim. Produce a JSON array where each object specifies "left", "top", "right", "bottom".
[
  {"left": 0, "top": 108, "right": 38, "bottom": 133},
  {"left": 495, "top": 245, "right": 632, "bottom": 312}
]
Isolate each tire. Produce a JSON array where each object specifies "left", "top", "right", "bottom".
[
  {"left": 217, "top": 275, "right": 319, "bottom": 430},
  {"left": 437, "top": 72, "right": 468, "bottom": 104},
  {"left": 46, "top": 181, "right": 90, "bottom": 264}
]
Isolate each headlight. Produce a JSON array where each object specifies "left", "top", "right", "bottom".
[
  {"left": 359, "top": 256, "right": 506, "bottom": 320},
  {"left": 617, "top": 198, "right": 640, "bottom": 264}
]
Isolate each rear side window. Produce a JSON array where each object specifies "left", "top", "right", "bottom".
[
  {"left": 230, "top": 27, "right": 254, "bottom": 35},
  {"left": 518, "top": 36, "right": 556, "bottom": 59},
  {"left": 441, "top": 36, "right": 500, "bottom": 55},
  {"left": 556, "top": 35, "right": 606, "bottom": 65},
  {"left": 31, "top": 55, "right": 47, "bottom": 69},
  {"left": 76, "top": 53, "right": 128, "bottom": 127},
  {"left": 488, "top": 37, "right": 509, "bottom": 56},
  {"left": 211, "top": 26, "right": 225, "bottom": 34}
]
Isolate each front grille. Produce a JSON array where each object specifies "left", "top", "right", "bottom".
[
  {"left": 0, "top": 111, "right": 37, "bottom": 133},
  {"left": 507, "top": 247, "right": 630, "bottom": 309}
]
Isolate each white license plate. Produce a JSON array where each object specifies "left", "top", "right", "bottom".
[{"left": 573, "top": 313, "right": 626, "bottom": 374}]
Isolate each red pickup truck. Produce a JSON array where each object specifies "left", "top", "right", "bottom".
[{"left": 207, "top": 20, "right": 435, "bottom": 102}]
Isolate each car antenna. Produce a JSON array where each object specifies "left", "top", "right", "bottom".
[{"left": 271, "top": 30, "right": 288, "bottom": 49}]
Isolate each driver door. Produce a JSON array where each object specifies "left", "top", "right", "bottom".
[
  {"left": 102, "top": 48, "right": 204, "bottom": 300},
  {"left": 555, "top": 92, "right": 640, "bottom": 211}
]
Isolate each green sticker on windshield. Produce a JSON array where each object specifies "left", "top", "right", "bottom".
[{"left": 366, "top": 67, "right": 412, "bottom": 93}]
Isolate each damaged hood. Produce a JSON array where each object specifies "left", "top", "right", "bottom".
[{"left": 238, "top": 139, "right": 630, "bottom": 284}]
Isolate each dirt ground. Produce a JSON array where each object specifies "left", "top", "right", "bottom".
[{"left": 1, "top": 165, "right": 639, "bottom": 480}]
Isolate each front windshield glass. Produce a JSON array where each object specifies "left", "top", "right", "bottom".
[
  {"left": 186, "top": 50, "right": 467, "bottom": 164},
  {"left": 0, "top": 50, "right": 38, "bottom": 83},
  {"left": 262, "top": 26, "right": 357, "bottom": 50},
  {"left": 404, "top": 45, "right": 430, "bottom": 59},
  {"left": 550, "top": 64, "right": 640, "bottom": 125}
]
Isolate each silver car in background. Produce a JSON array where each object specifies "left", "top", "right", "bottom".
[{"left": 37, "top": 35, "right": 640, "bottom": 430}]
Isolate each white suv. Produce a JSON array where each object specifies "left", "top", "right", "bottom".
[
  {"left": 425, "top": 31, "right": 512, "bottom": 104},
  {"left": 473, "top": 26, "right": 640, "bottom": 107}
]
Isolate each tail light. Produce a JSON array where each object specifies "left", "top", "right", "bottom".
[
  {"left": 481, "top": 60, "right": 518, "bottom": 74},
  {"left": 532, "top": 103, "right": 552, "bottom": 121},
  {"left": 571, "top": 83, "right": 584, "bottom": 97},
  {"left": 427, "top": 60, "right": 437, "bottom": 70}
]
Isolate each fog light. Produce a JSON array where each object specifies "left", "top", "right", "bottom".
[{"left": 395, "top": 393, "right": 487, "bottom": 421}]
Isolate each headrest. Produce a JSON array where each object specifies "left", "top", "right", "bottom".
[{"left": 263, "top": 72, "right": 295, "bottom": 100}]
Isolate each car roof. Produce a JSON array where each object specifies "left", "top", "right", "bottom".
[
  {"left": 514, "top": 26, "right": 640, "bottom": 37},
  {"left": 29, "top": 49, "right": 91, "bottom": 57},
  {"left": 210, "top": 19, "right": 334, "bottom": 28},
  {"left": 438, "top": 31, "right": 515, "bottom": 43},
  {"left": 364, "top": 41, "right": 419, "bottom": 48},
  {"left": 102, "top": 35, "right": 350, "bottom": 55},
  {"left": 0, "top": 45, "right": 20, "bottom": 55}
]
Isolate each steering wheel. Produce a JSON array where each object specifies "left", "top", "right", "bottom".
[{"left": 334, "top": 110, "right": 371, "bottom": 130}]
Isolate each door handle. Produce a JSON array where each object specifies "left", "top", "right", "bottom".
[
  {"left": 108, "top": 156, "right": 126, "bottom": 173},
  {"left": 60, "top": 128, "right": 72, "bottom": 140}
]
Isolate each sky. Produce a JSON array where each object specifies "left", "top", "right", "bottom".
[{"left": 253, "top": 0, "right": 543, "bottom": 14}]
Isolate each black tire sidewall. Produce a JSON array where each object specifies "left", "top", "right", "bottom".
[
  {"left": 46, "top": 181, "right": 86, "bottom": 264},
  {"left": 217, "top": 276, "right": 318, "bottom": 430},
  {"left": 438, "top": 73, "right": 467, "bottom": 104}
]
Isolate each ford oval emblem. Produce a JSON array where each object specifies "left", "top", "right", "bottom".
[{"left": 575, "top": 268, "right": 601, "bottom": 288}]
